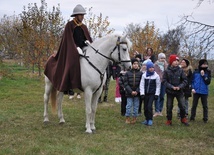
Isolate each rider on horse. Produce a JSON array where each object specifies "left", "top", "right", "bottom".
[{"left": 44, "top": 4, "right": 92, "bottom": 93}]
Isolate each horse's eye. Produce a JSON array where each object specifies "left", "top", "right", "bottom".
[{"left": 122, "top": 48, "right": 127, "bottom": 51}]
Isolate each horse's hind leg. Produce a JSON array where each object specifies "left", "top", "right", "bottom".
[
  {"left": 44, "top": 77, "right": 52, "bottom": 123},
  {"left": 57, "top": 92, "right": 65, "bottom": 124}
]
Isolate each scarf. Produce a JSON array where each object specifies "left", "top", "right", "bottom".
[
  {"left": 156, "top": 61, "right": 165, "bottom": 72},
  {"left": 73, "top": 18, "right": 83, "bottom": 26},
  {"left": 146, "top": 70, "right": 154, "bottom": 77}
]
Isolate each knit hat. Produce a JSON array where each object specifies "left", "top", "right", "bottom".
[
  {"left": 198, "top": 59, "right": 208, "bottom": 67},
  {"left": 169, "top": 55, "right": 179, "bottom": 65},
  {"left": 182, "top": 58, "right": 190, "bottom": 67},
  {"left": 158, "top": 53, "right": 166, "bottom": 59},
  {"left": 146, "top": 61, "right": 154, "bottom": 69},
  {"left": 131, "top": 58, "right": 139, "bottom": 65},
  {"left": 146, "top": 61, "right": 155, "bottom": 77}
]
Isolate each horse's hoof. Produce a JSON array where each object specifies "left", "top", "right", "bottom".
[
  {"left": 90, "top": 125, "right": 96, "bottom": 131},
  {"left": 43, "top": 117, "right": 49, "bottom": 124},
  {"left": 59, "top": 121, "right": 65, "bottom": 125},
  {"left": 59, "top": 118, "right": 65, "bottom": 125},
  {"left": 85, "top": 129, "right": 93, "bottom": 134},
  {"left": 43, "top": 121, "right": 49, "bottom": 125}
]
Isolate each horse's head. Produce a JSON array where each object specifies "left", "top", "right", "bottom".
[{"left": 110, "top": 35, "right": 132, "bottom": 70}]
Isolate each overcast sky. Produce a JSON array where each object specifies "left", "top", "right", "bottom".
[{"left": 0, "top": 0, "right": 213, "bottom": 34}]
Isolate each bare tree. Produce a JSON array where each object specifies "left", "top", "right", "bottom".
[
  {"left": 160, "top": 26, "right": 185, "bottom": 56},
  {"left": 182, "top": 16, "right": 214, "bottom": 58},
  {"left": 181, "top": 15, "right": 214, "bottom": 57},
  {"left": 195, "top": 0, "right": 214, "bottom": 8},
  {"left": 123, "top": 23, "right": 142, "bottom": 41},
  {"left": 180, "top": 1, "right": 214, "bottom": 58}
]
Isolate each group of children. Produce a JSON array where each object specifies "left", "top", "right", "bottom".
[{"left": 119, "top": 52, "right": 211, "bottom": 126}]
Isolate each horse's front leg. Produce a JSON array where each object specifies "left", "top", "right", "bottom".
[
  {"left": 43, "top": 77, "right": 52, "bottom": 123},
  {"left": 57, "top": 92, "right": 65, "bottom": 124},
  {"left": 90, "top": 90, "right": 102, "bottom": 131},
  {"left": 43, "top": 94, "right": 49, "bottom": 123},
  {"left": 84, "top": 88, "right": 93, "bottom": 133}
]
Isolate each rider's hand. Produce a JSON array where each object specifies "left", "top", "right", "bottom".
[{"left": 85, "top": 40, "right": 90, "bottom": 45}]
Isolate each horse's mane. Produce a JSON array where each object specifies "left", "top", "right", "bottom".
[
  {"left": 92, "top": 34, "right": 119, "bottom": 45},
  {"left": 91, "top": 34, "right": 132, "bottom": 50}
]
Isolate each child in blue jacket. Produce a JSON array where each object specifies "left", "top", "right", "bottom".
[
  {"left": 190, "top": 59, "right": 211, "bottom": 123},
  {"left": 140, "top": 61, "right": 161, "bottom": 126}
]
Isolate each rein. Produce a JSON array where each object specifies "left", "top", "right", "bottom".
[
  {"left": 87, "top": 43, "right": 114, "bottom": 62},
  {"left": 80, "top": 54, "right": 104, "bottom": 93}
]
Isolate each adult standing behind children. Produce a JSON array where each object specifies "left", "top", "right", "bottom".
[
  {"left": 153, "top": 53, "right": 168, "bottom": 117},
  {"left": 44, "top": 4, "right": 92, "bottom": 93},
  {"left": 163, "top": 55, "right": 189, "bottom": 126},
  {"left": 190, "top": 59, "right": 211, "bottom": 123},
  {"left": 177, "top": 58, "right": 193, "bottom": 118},
  {"left": 143, "top": 48, "right": 156, "bottom": 63},
  {"left": 140, "top": 61, "right": 161, "bottom": 126},
  {"left": 124, "top": 58, "right": 142, "bottom": 124}
]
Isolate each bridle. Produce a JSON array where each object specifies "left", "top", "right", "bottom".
[
  {"left": 80, "top": 36, "right": 131, "bottom": 93},
  {"left": 111, "top": 36, "right": 131, "bottom": 63},
  {"left": 86, "top": 36, "right": 131, "bottom": 64}
]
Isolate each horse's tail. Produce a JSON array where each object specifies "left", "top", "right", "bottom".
[{"left": 50, "top": 88, "right": 57, "bottom": 114}]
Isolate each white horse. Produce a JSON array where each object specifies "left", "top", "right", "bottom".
[{"left": 44, "top": 34, "right": 132, "bottom": 133}]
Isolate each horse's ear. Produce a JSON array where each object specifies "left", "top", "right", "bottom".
[
  {"left": 121, "top": 35, "right": 127, "bottom": 43},
  {"left": 121, "top": 35, "right": 127, "bottom": 40},
  {"left": 122, "top": 35, "right": 132, "bottom": 50}
]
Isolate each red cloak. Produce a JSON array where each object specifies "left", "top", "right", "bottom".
[{"left": 44, "top": 20, "right": 92, "bottom": 92}]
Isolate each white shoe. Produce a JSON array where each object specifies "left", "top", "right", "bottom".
[
  {"left": 77, "top": 94, "right": 81, "bottom": 99},
  {"left": 115, "top": 97, "right": 121, "bottom": 103},
  {"left": 153, "top": 112, "right": 159, "bottom": 117},
  {"left": 69, "top": 95, "right": 74, "bottom": 99},
  {"left": 158, "top": 112, "right": 163, "bottom": 116}
]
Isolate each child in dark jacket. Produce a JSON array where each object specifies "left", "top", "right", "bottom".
[
  {"left": 124, "top": 58, "right": 142, "bottom": 124},
  {"left": 140, "top": 61, "right": 161, "bottom": 126},
  {"left": 190, "top": 59, "right": 211, "bottom": 123},
  {"left": 163, "top": 55, "right": 189, "bottom": 126}
]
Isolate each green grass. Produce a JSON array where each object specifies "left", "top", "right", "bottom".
[{"left": 0, "top": 61, "right": 214, "bottom": 155}]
